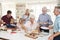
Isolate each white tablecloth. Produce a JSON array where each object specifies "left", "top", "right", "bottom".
[{"left": 0, "top": 31, "right": 51, "bottom": 40}]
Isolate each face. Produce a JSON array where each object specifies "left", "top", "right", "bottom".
[
  {"left": 42, "top": 9, "right": 47, "bottom": 14},
  {"left": 19, "top": 19, "right": 24, "bottom": 24},
  {"left": 25, "top": 9, "right": 30, "bottom": 15},
  {"left": 53, "top": 8, "right": 60, "bottom": 16},
  {"left": 30, "top": 18, "right": 35, "bottom": 22},
  {"left": 7, "top": 13, "right": 11, "bottom": 17}
]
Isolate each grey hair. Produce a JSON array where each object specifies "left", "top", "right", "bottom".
[
  {"left": 42, "top": 7, "right": 48, "bottom": 10},
  {"left": 29, "top": 15, "right": 35, "bottom": 19}
]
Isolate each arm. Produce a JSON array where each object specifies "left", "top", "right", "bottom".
[
  {"left": 36, "top": 26, "right": 40, "bottom": 33},
  {"left": 47, "top": 15, "right": 53, "bottom": 29},
  {"left": 53, "top": 32, "right": 60, "bottom": 37},
  {"left": 53, "top": 21, "right": 60, "bottom": 37},
  {"left": 48, "top": 32, "right": 60, "bottom": 40},
  {"left": 1, "top": 16, "right": 4, "bottom": 22},
  {"left": 48, "top": 15, "right": 53, "bottom": 25},
  {"left": 37, "top": 15, "right": 40, "bottom": 23},
  {"left": 48, "top": 20, "right": 60, "bottom": 40},
  {"left": 36, "top": 23, "right": 40, "bottom": 32},
  {"left": 32, "top": 23, "right": 40, "bottom": 33},
  {"left": 21, "top": 24, "right": 27, "bottom": 32},
  {"left": 1, "top": 16, "right": 6, "bottom": 24},
  {"left": 37, "top": 15, "right": 43, "bottom": 25},
  {"left": 52, "top": 19, "right": 60, "bottom": 37}
]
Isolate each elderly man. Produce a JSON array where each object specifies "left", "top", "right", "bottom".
[
  {"left": 48, "top": 6, "right": 60, "bottom": 40},
  {"left": 24, "top": 15, "right": 39, "bottom": 38},
  {"left": 37, "top": 7, "right": 53, "bottom": 33},
  {"left": 24, "top": 15, "right": 39, "bottom": 33}
]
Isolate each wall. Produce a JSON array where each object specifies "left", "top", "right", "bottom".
[
  {"left": 0, "top": 0, "right": 58, "bottom": 23},
  {"left": 1, "top": 2, "right": 16, "bottom": 19}
]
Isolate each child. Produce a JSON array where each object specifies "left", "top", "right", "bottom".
[{"left": 17, "top": 18, "right": 27, "bottom": 32}]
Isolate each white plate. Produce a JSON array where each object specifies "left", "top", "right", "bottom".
[{"left": 41, "top": 27, "right": 49, "bottom": 30}]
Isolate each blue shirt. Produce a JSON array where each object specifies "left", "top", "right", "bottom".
[
  {"left": 22, "top": 15, "right": 30, "bottom": 23},
  {"left": 37, "top": 14, "right": 53, "bottom": 27},
  {"left": 54, "top": 15, "right": 60, "bottom": 33}
]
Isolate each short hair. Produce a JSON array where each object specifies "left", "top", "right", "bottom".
[
  {"left": 7, "top": 10, "right": 12, "bottom": 14},
  {"left": 42, "top": 7, "right": 47, "bottom": 10},
  {"left": 55, "top": 6, "right": 60, "bottom": 12},
  {"left": 55, "top": 6, "right": 60, "bottom": 9}
]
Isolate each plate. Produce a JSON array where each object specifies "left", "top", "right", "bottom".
[{"left": 41, "top": 27, "right": 49, "bottom": 30}]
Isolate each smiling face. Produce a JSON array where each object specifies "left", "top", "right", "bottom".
[
  {"left": 30, "top": 18, "right": 35, "bottom": 22},
  {"left": 25, "top": 9, "right": 30, "bottom": 16},
  {"left": 19, "top": 18, "right": 25, "bottom": 24},
  {"left": 42, "top": 7, "right": 47, "bottom": 14},
  {"left": 53, "top": 7, "right": 60, "bottom": 16}
]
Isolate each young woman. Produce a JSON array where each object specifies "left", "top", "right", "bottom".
[{"left": 22, "top": 9, "right": 30, "bottom": 23}]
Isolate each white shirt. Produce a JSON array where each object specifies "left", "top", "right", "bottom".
[
  {"left": 17, "top": 23, "right": 24, "bottom": 32},
  {"left": 24, "top": 21, "right": 39, "bottom": 33}
]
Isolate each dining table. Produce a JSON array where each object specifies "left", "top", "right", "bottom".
[{"left": 0, "top": 30, "right": 52, "bottom": 40}]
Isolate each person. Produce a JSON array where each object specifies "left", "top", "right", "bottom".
[
  {"left": 24, "top": 15, "right": 39, "bottom": 33},
  {"left": 24, "top": 15, "right": 39, "bottom": 39},
  {"left": 37, "top": 7, "right": 53, "bottom": 33},
  {"left": 1, "top": 10, "right": 17, "bottom": 31},
  {"left": 22, "top": 9, "right": 30, "bottom": 23},
  {"left": 0, "top": 20, "right": 4, "bottom": 26},
  {"left": 0, "top": 20, "right": 8, "bottom": 31},
  {"left": 17, "top": 18, "right": 26, "bottom": 32},
  {"left": 1, "top": 10, "right": 13, "bottom": 24},
  {"left": 48, "top": 6, "right": 60, "bottom": 40}
]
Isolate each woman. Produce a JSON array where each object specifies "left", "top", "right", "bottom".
[{"left": 22, "top": 9, "right": 30, "bottom": 23}]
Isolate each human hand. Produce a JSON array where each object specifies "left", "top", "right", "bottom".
[
  {"left": 44, "top": 22, "right": 48, "bottom": 24},
  {"left": 48, "top": 35, "right": 54, "bottom": 40},
  {"left": 48, "top": 25, "right": 53, "bottom": 29},
  {"left": 39, "top": 22, "right": 43, "bottom": 24}
]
